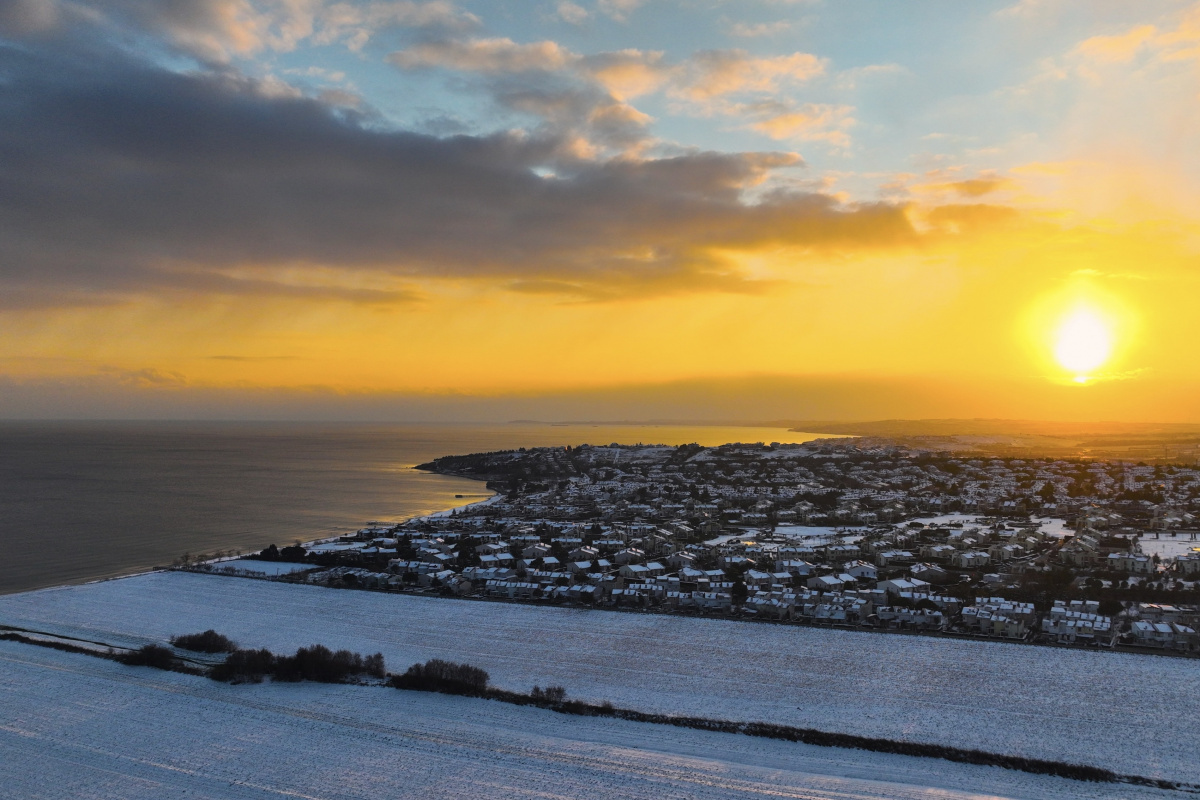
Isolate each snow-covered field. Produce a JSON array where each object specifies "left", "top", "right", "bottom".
[
  {"left": 209, "top": 559, "right": 316, "bottom": 576},
  {"left": 0, "top": 640, "right": 1182, "bottom": 800},
  {"left": 1138, "top": 536, "right": 1200, "bottom": 559},
  {"left": 911, "top": 516, "right": 1075, "bottom": 539},
  {"left": 1, "top": 572, "right": 1197, "bottom": 784}
]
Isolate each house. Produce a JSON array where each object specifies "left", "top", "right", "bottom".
[
  {"left": 910, "top": 563, "right": 950, "bottom": 583},
  {"left": 522, "top": 544, "right": 551, "bottom": 559},
  {"left": 417, "top": 569, "right": 456, "bottom": 588},
  {"left": 744, "top": 569, "right": 774, "bottom": 588},
  {"left": 691, "top": 591, "right": 733, "bottom": 611},
  {"left": 1106, "top": 552, "right": 1154, "bottom": 574},
  {"left": 843, "top": 560, "right": 878, "bottom": 581},
  {"left": 1173, "top": 552, "right": 1200, "bottom": 576},
  {"left": 807, "top": 574, "right": 845, "bottom": 592},
  {"left": 618, "top": 563, "right": 651, "bottom": 580},
  {"left": 1042, "top": 605, "right": 1112, "bottom": 643},
  {"left": 921, "top": 544, "right": 958, "bottom": 562},
  {"left": 1130, "top": 620, "right": 1196, "bottom": 649},
  {"left": 950, "top": 550, "right": 990, "bottom": 569},
  {"left": 776, "top": 559, "right": 814, "bottom": 576},
  {"left": 613, "top": 548, "right": 646, "bottom": 565},
  {"left": 876, "top": 549, "right": 915, "bottom": 567},
  {"left": 666, "top": 551, "right": 697, "bottom": 569},
  {"left": 988, "top": 543, "right": 1025, "bottom": 561},
  {"left": 568, "top": 546, "right": 599, "bottom": 561},
  {"left": 877, "top": 578, "right": 930, "bottom": 595}
]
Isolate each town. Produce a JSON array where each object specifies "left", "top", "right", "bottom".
[{"left": 210, "top": 439, "right": 1200, "bottom": 654}]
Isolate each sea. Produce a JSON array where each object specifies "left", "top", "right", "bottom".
[{"left": 0, "top": 421, "right": 834, "bottom": 595}]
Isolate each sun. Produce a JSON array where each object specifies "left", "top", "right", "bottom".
[{"left": 1053, "top": 308, "right": 1113, "bottom": 382}]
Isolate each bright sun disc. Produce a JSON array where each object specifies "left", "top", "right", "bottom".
[{"left": 1053, "top": 308, "right": 1112, "bottom": 378}]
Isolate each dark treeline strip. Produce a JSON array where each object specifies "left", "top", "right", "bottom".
[
  {"left": 171, "top": 630, "right": 237, "bottom": 653},
  {"left": 1, "top": 633, "right": 209, "bottom": 676},
  {"left": 388, "top": 661, "right": 1195, "bottom": 793},
  {"left": 211, "top": 644, "right": 385, "bottom": 684},
  {"left": 5, "top": 628, "right": 384, "bottom": 686},
  {"left": 389, "top": 658, "right": 489, "bottom": 694},
  {"left": 1, "top": 631, "right": 110, "bottom": 659}
]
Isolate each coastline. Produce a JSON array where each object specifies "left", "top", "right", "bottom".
[{"left": 0, "top": 467, "right": 495, "bottom": 598}]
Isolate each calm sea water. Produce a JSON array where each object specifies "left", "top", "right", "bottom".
[{"left": 0, "top": 422, "right": 830, "bottom": 595}]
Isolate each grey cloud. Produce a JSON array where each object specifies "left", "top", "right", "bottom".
[
  {"left": 0, "top": 31, "right": 915, "bottom": 308},
  {"left": 9, "top": 0, "right": 480, "bottom": 62},
  {"left": 0, "top": 0, "right": 61, "bottom": 35}
]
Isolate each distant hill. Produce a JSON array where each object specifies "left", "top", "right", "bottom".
[
  {"left": 776, "top": 419, "right": 1200, "bottom": 438},
  {"left": 769, "top": 419, "right": 1200, "bottom": 463}
]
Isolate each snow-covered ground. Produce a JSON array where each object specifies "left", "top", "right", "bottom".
[
  {"left": 774, "top": 524, "right": 867, "bottom": 541},
  {"left": 0, "top": 640, "right": 1182, "bottom": 800},
  {"left": 208, "top": 559, "right": 316, "bottom": 576},
  {"left": 1138, "top": 536, "right": 1200, "bottom": 559},
  {"left": 705, "top": 526, "right": 865, "bottom": 546},
  {"left": 1, "top": 572, "right": 1197, "bottom": 784},
  {"left": 911, "top": 515, "right": 1075, "bottom": 539}
]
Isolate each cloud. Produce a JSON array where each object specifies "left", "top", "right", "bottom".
[
  {"left": 389, "top": 40, "right": 825, "bottom": 102},
  {"left": 0, "top": 0, "right": 61, "bottom": 34},
  {"left": 1074, "top": 25, "right": 1157, "bottom": 65},
  {"left": 555, "top": 1, "right": 589, "bottom": 25},
  {"left": 208, "top": 355, "right": 301, "bottom": 361},
  {"left": 744, "top": 103, "right": 855, "bottom": 147},
  {"left": 388, "top": 39, "right": 840, "bottom": 152},
  {"left": 833, "top": 63, "right": 906, "bottom": 91},
  {"left": 728, "top": 20, "right": 793, "bottom": 38},
  {"left": 0, "top": 34, "right": 917, "bottom": 308},
  {"left": 579, "top": 49, "right": 669, "bottom": 100},
  {"left": 1065, "top": 8, "right": 1200, "bottom": 70},
  {"left": 100, "top": 366, "right": 189, "bottom": 388},
  {"left": 672, "top": 49, "right": 825, "bottom": 101},
  {"left": 9, "top": 0, "right": 479, "bottom": 63},
  {"left": 916, "top": 174, "right": 1014, "bottom": 198},
  {"left": 388, "top": 37, "right": 837, "bottom": 148},
  {"left": 388, "top": 36, "right": 572, "bottom": 72},
  {"left": 924, "top": 203, "right": 1021, "bottom": 233},
  {"left": 598, "top": 0, "right": 641, "bottom": 23},
  {"left": 311, "top": 1, "right": 481, "bottom": 51}
]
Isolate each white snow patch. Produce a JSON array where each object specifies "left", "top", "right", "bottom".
[
  {"left": 209, "top": 560, "right": 316, "bottom": 576},
  {"left": 0, "top": 640, "right": 1181, "bottom": 800},
  {"left": 0, "top": 572, "right": 1197, "bottom": 783}
]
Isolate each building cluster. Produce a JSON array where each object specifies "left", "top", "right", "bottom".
[{"left": 267, "top": 441, "right": 1200, "bottom": 654}]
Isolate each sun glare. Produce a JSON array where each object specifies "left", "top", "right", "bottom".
[{"left": 1053, "top": 308, "right": 1112, "bottom": 381}]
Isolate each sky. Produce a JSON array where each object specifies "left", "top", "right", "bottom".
[{"left": 2, "top": 0, "right": 1200, "bottom": 422}]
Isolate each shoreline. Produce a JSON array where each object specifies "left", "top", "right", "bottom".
[{"left": 0, "top": 469, "right": 496, "bottom": 598}]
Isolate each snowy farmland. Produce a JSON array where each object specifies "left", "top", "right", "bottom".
[
  {"left": 1, "top": 571, "right": 1198, "bottom": 784},
  {"left": 207, "top": 559, "right": 316, "bottom": 576},
  {"left": 0, "top": 640, "right": 1184, "bottom": 800}
]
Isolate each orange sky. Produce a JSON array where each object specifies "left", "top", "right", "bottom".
[{"left": 2, "top": 1, "right": 1199, "bottom": 421}]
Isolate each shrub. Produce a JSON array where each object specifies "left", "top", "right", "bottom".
[
  {"left": 391, "top": 659, "right": 489, "bottom": 695},
  {"left": 279, "top": 544, "right": 307, "bottom": 561},
  {"left": 210, "top": 648, "right": 277, "bottom": 683},
  {"left": 171, "top": 630, "right": 237, "bottom": 654},
  {"left": 210, "top": 645, "right": 385, "bottom": 684},
  {"left": 364, "top": 653, "right": 386, "bottom": 678},
  {"left": 530, "top": 685, "right": 567, "bottom": 703},
  {"left": 120, "top": 644, "right": 177, "bottom": 670},
  {"left": 274, "top": 644, "right": 371, "bottom": 683}
]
